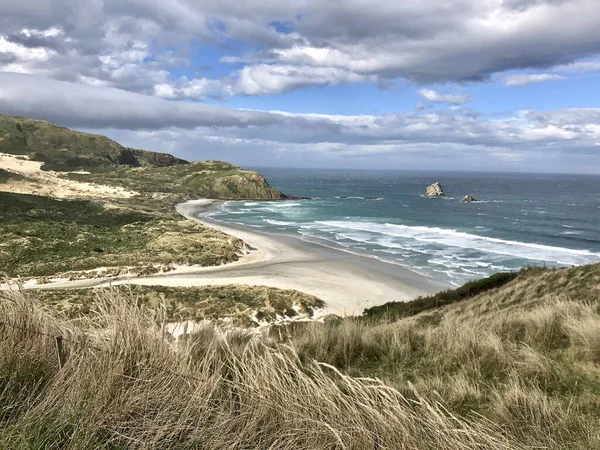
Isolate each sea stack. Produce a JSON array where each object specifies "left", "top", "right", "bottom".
[
  {"left": 425, "top": 182, "right": 445, "bottom": 198},
  {"left": 460, "top": 195, "right": 478, "bottom": 203}
]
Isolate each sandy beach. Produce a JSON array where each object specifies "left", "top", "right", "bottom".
[
  {"left": 161, "top": 200, "right": 445, "bottom": 315},
  {"left": 8, "top": 199, "right": 447, "bottom": 316}
]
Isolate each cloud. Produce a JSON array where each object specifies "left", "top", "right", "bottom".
[
  {"left": 1, "top": 0, "right": 600, "bottom": 97},
  {"left": 503, "top": 73, "right": 566, "bottom": 86},
  {"left": 0, "top": 72, "right": 310, "bottom": 130},
  {"left": 154, "top": 77, "right": 226, "bottom": 100},
  {"left": 418, "top": 89, "right": 471, "bottom": 105},
  {"left": 232, "top": 64, "right": 378, "bottom": 95},
  {"left": 555, "top": 60, "right": 600, "bottom": 72},
  {"left": 1, "top": 72, "right": 599, "bottom": 163}
]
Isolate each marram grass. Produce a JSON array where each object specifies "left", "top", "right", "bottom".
[
  {"left": 1, "top": 263, "right": 599, "bottom": 449},
  {"left": 0, "top": 289, "right": 528, "bottom": 450}
]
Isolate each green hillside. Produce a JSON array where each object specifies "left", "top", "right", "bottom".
[{"left": 0, "top": 115, "right": 187, "bottom": 171}]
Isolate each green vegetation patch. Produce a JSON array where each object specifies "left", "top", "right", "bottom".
[
  {"left": 0, "top": 115, "right": 187, "bottom": 171},
  {"left": 34, "top": 284, "right": 324, "bottom": 325},
  {"left": 66, "top": 162, "right": 287, "bottom": 201},
  {"left": 0, "top": 169, "right": 25, "bottom": 183},
  {"left": 0, "top": 192, "right": 242, "bottom": 277},
  {"left": 363, "top": 270, "right": 522, "bottom": 320}
]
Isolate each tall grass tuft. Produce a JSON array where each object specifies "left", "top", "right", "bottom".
[{"left": 0, "top": 289, "right": 534, "bottom": 450}]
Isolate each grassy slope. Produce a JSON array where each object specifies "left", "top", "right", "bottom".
[
  {"left": 0, "top": 115, "right": 187, "bottom": 171},
  {"left": 0, "top": 264, "right": 598, "bottom": 449},
  {"left": 363, "top": 270, "right": 521, "bottom": 320},
  {"left": 32, "top": 284, "right": 324, "bottom": 326},
  {"left": 0, "top": 192, "right": 243, "bottom": 277},
  {"left": 280, "top": 263, "right": 600, "bottom": 449},
  {"left": 67, "top": 160, "right": 289, "bottom": 201},
  {"left": 0, "top": 290, "right": 532, "bottom": 450}
]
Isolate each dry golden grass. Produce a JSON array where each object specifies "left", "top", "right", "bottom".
[
  {"left": 0, "top": 289, "right": 531, "bottom": 450},
  {"left": 1, "top": 263, "right": 598, "bottom": 449},
  {"left": 283, "top": 264, "right": 600, "bottom": 449}
]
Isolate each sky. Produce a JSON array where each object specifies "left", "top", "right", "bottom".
[{"left": 0, "top": 0, "right": 599, "bottom": 173}]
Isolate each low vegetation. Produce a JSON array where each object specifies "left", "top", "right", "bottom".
[
  {"left": 0, "top": 115, "right": 187, "bottom": 171},
  {"left": 363, "top": 269, "right": 523, "bottom": 320},
  {"left": 32, "top": 284, "right": 324, "bottom": 325},
  {"left": 0, "top": 192, "right": 243, "bottom": 278},
  {"left": 0, "top": 264, "right": 596, "bottom": 448},
  {"left": 0, "top": 169, "right": 25, "bottom": 183},
  {"left": 66, "top": 161, "right": 288, "bottom": 201}
]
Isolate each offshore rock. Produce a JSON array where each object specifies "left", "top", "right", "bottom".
[
  {"left": 425, "top": 182, "right": 445, "bottom": 198},
  {"left": 460, "top": 195, "right": 479, "bottom": 203}
]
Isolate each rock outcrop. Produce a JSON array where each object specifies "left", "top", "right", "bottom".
[
  {"left": 460, "top": 195, "right": 478, "bottom": 203},
  {"left": 425, "top": 182, "right": 445, "bottom": 198}
]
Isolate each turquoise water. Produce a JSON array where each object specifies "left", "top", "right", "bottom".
[{"left": 208, "top": 169, "right": 600, "bottom": 285}]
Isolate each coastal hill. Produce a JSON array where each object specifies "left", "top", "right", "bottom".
[
  {"left": 0, "top": 114, "right": 598, "bottom": 449},
  {"left": 0, "top": 115, "right": 290, "bottom": 282},
  {"left": 0, "top": 114, "right": 289, "bottom": 201},
  {"left": 0, "top": 114, "right": 188, "bottom": 171}
]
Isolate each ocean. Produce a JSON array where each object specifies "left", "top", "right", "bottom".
[{"left": 207, "top": 169, "right": 600, "bottom": 286}]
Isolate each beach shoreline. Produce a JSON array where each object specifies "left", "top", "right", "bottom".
[
  {"left": 4, "top": 199, "right": 448, "bottom": 317},
  {"left": 170, "top": 199, "right": 447, "bottom": 316}
]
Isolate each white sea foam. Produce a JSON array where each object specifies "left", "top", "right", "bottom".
[
  {"left": 264, "top": 219, "right": 295, "bottom": 226},
  {"left": 271, "top": 202, "right": 301, "bottom": 208},
  {"left": 315, "top": 220, "right": 600, "bottom": 265}
]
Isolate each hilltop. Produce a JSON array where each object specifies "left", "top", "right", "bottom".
[
  {"left": 0, "top": 115, "right": 290, "bottom": 201},
  {"left": 0, "top": 114, "right": 187, "bottom": 171}
]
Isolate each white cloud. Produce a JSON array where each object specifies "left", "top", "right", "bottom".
[
  {"left": 503, "top": 73, "right": 566, "bottom": 87},
  {"left": 154, "top": 77, "right": 226, "bottom": 100},
  {"left": 418, "top": 89, "right": 471, "bottom": 105},
  {"left": 1, "top": 0, "right": 600, "bottom": 97},
  {"left": 2, "top": 72, "right": 599, "bottom": 156},
  {"left": 0, "top": 34, "right": 57, "bottom": 73},
  {"left": 232, "top": 64, "right": 376, "bottom": 95},
  {"left": 555, "top": 61, "right": 600, "bottom": 72}
]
